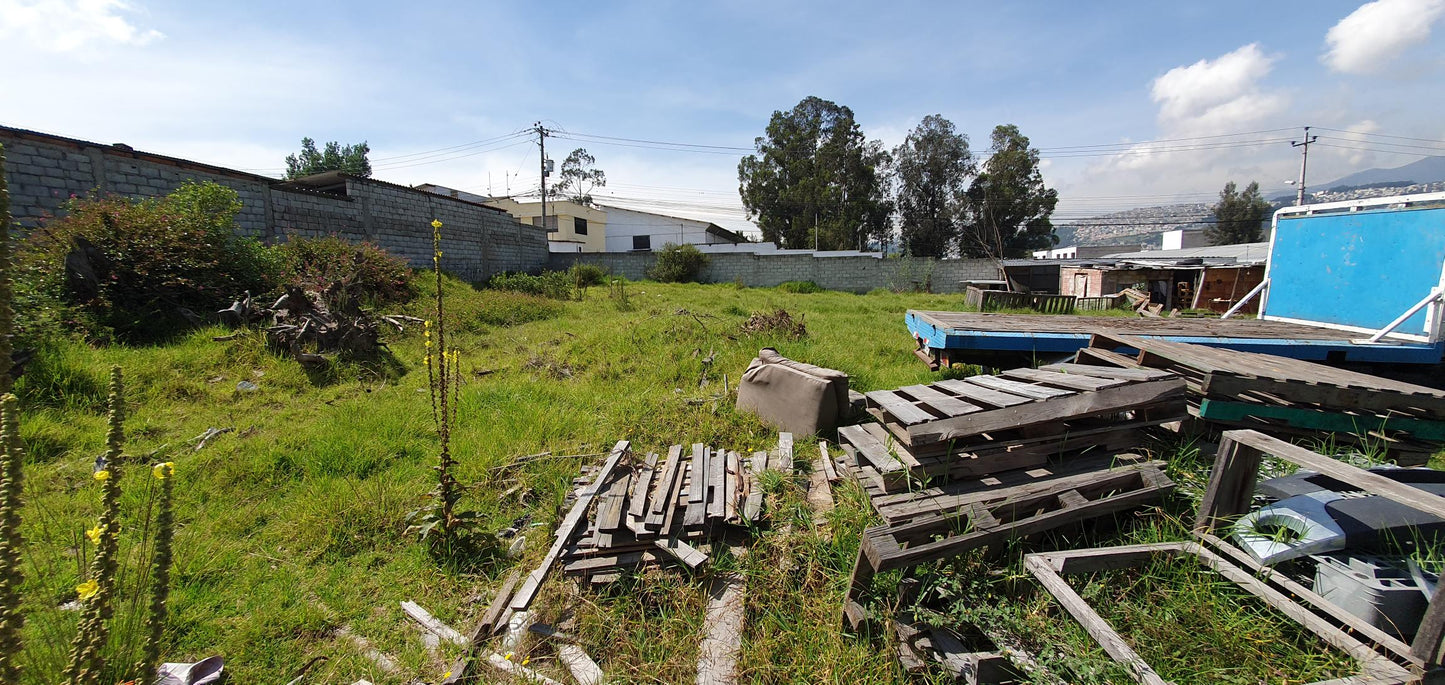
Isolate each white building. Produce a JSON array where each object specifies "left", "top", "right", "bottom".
[{"left": 597, "top": 204, "right": 748, "bottom": 252}]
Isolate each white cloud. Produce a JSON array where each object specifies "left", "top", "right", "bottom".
[
  {"left": 0, "top": 0, "right": 162, "bottom": 52},
  {"left": 1323, "top": 0, "right": 1445, "bottom": 74},
  {"left": 1150, "top": 43, "right": 1285, "bottom": 135}
]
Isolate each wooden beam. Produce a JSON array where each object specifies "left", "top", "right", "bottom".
[
  {"left": 903, "top": 378, "right": 1185, "bottom": 445},
  {"left": 1222, "top": 429, "right": 1445, "bottom": 519},
  {"left": 1192, "top": 436, "right": 1264, "bottom": 535}
]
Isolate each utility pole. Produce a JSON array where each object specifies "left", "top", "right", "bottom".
[
  {"left": 1291, "top": 126, "right": 1318, "bottom": 206},
  {"left": 536, "top": 122, "right": 551, "bottom": 231}
]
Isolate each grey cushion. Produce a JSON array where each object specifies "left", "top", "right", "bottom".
[{"left": 736, "top": 348, "right": 849, "bottom": 435}]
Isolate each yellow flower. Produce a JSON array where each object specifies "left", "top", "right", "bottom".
[
  {"left": 441, "top": 671, "right": 451, "bottom": 680},
  {"left": 504, "top": 652, "right": 514, "bottom": 661},
  {"left": 431, "top": 219, "right": 443, "bottom": 229},
  {"left": 521, "top": 657, "right": 530, "bottom": 666},
  {"left": 92, "top": 469, "right": 110, "bottom": 482},
  {"left": 76, "top": 579, "right": 99, "bottom": 601},
  {"left": 85, "top": 524, "right": 105, "bottom": 544},
  {"left": 153, "top": 462, "right": 174, "bottom": 480}
]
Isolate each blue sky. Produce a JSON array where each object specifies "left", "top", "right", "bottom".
[{"left": 2, "top": 0, "right": 1443, "bottom": 235}]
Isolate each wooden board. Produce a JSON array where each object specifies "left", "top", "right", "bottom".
[
  {"left": 897, "top": 377, "right": 1185, "bottom": 445},
  {"left": 933, "top": 378, "right": 1034, "bottom": 408}
]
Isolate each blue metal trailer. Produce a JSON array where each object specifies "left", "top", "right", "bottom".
[{"left": 908, "top": 192, "right": 1445, "bottom": 367}]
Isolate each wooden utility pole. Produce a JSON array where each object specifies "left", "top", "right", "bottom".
[{"left": 1291, "top": 126, "right": 1318, "bottom": 206}]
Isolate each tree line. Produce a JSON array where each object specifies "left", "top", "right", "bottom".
[{"left": 737, "top": 97, "right": 1059, "bottom": 259}]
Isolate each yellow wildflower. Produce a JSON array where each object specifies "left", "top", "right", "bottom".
[
  {"left": 85, "top": 524, "right": 104, "bottom": 544},
  {"left": 92, "top": 469, "right": 110, "bottom": 482},
  {"left": 441, "top": 671, "right": 451, "bottom": 680},
  {"left": 521, "top": 657, "right": 530, "bottom": 666},
  {"left": 504, "top": 652, "right": 514, "bottom": 661},
  {"left": 153, "top": 462, "right": 174, "bottom": 480},
  {"left": 431, "top": 219, "right": 443, "bottom": 229},
  {"left": 76, "top": 579, "right": 99, "bottom": 601}
]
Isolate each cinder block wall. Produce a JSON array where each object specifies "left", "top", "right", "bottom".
[
  {"left": 547, "top": 252, "right": 1001, "bottom": 293},
  {"left": 0, "top": 128, "right": 550, "bottom": 280}
]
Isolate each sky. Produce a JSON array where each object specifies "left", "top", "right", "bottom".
[{"left": 2, "top": 0, "right": 1443, "bottom": 237}]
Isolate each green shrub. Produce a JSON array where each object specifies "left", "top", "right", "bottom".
[
  {"left": 276, "top": 235, "right": 413, "bottom": 305},
  {"left": 777, "top": 280, "right": 823, "bottom": 294},
  {"left": 488, "top": 271, "right": 573, "bottom": 300},
  {"left": 475, "top": 290, "right": 563, "bottom": 327},
  {"left": 646, "top": 243, "right": 709, "bottom": 283},
  {"left": 17, "top": 181, "right": 280, "bottom": 342},
  {"left": 568, "top": 263, "right": 607, "bottom": 288}
]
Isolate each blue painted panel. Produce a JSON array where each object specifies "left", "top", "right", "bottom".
[
  {"left": 904, "top": 312, "right": 1445, "bottom": 364},
  {"left": 1265, "top": 206, "right": 1445, "bottom": 334}
]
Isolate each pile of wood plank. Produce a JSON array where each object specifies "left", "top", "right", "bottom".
[
  {"left": 553, "top": 436, "right": 794, "bottom": 585},
  {"left": 841, "top": 368, "right": 1186, "bottom": 492},
  {"left": 1076, "top": 333, "right": 1445, "bottom": 459}
]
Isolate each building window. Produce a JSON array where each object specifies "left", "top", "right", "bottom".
[
  {"left": 633, "top": 235, "right": 651, "bottom": 251},
  {"left": 574, "top": 217, "right": 588, "bottom": 235}
]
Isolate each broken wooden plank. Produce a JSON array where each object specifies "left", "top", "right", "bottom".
[
  {"left": 558, "top": 644, "right": 604, "bottom": 685},
  {"left": 836, "top": 425, "right": 905, "bottom": 474},
  {"left": 510, "top": 441, "right": 630, "bottom": 612},
  {"left": 819, "top": 441, "right": 838, "bottom": 481},
  {"left": 655, "top": 536, "right": 709, "bottom": 570},
  {"left": 773, "top": 432, "right": 795, "bottom": 472},
  {"left": 724, "top": 450, "right": 740, "bottom": 523},
  {"left": 628, "top": 452, "right": 659, "bottom": 518},
  {"left": 684, "top": 443, "right": 708, "bottom": 528},
  {"left": 400, "top": 601, "right": 467, "bottom": 647},
  {"left": 742, "top": 452, "right": 766, "bottom": 522},
  {"left": 696, "top": 571, "right": 746, "bottom": 685},
  {"left": 706, "top": 445, "right": 727, "bottom": 523}
]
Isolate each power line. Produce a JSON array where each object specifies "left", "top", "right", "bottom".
[{"left": 1313, "top": 127, "right": 1445, "bottom": 147}]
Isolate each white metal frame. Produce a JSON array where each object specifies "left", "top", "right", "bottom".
[{"left": 1261, "top": 191, "right": 1445, "bottom": 344}]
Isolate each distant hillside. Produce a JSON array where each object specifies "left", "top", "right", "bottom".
[
  {"left": 1055, "top": 203, "right": 1213, "bottom": 248},
  {"left": 1319, "top": 156, "right": 1445, "bottom": 189}
]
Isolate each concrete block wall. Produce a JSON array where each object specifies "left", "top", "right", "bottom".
[
  {"left": 547, "top": 252, "right": 1000, "bottom": 293},
  {"left": 1, "top": 127, "right": 551, "bottom": 279}
]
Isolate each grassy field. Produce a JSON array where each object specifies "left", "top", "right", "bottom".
[{"left": 10, "top": 276, "right": 1365, "bottom": 683}]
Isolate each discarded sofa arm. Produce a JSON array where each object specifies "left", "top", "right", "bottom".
[{"left": 735, "top": 348, "right": 850, "bottom": 436}]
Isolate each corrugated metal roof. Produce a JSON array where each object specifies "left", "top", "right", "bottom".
[{"left": 1101, "top": 242, "right": 1270, "bottom": 263}]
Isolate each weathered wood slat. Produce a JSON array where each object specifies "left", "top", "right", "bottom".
[
  {"left": 866, "top": 389, "right": 939, "bottom": 425},
  {"left": 684, "top": 443, "right": 708, "bottom": 528},
  {"left": 1039, "top": 362, "right": 1173, "bottom": 381},
  {"left": 628, "top": 452, "right": 659, "bottom": 518},
  {"left": 902, "top": 378, "right": 1185, "bottom": 445},
  {"left": 964, "top": 374, "right": 1074, "bottom": 400},
  {"left": 707, "top": 445, "right": 727, "bottom": 522},
  {"left": 1001, "top": 367, "right": 1128, "bottom": 391},
  {"left": 899, "top": 384, "right": 982, "bottom": 417},
  {"left": 837, "top": 425, "right": 905, "bottom": 474},
  {"left": 933, "top": 378, "right": 1035, "bottom": 408}
]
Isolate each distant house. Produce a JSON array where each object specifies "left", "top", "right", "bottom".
[
  {"left": 485, "top": 198, "right": 608, "bottom": 253},
  {"left": 1058, "top": 242, "right": 1270, "bottom": 312},
  {"left": 596, "top": 204, "right": 748, "bottom": 253},
  {"left": 1031, "top": 245, "right": 1132, "bottom": 259}
]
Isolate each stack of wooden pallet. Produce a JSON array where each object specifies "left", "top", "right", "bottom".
[
  {"left": 556, "top": 436, "right": 794, "bottom": 584},
  {"left": 1077, "top": 333, "right": 1445, "bottom": 458},
  {"left": 840, "top": 368, "right": 1186, "bottom": 492}
]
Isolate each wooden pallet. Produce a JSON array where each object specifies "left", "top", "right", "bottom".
[
  {"left": 842, "top": 457, "right": 1175, "bottom": 627},
  {"left": 1078, "top": 333, "right": 1445, "bottom": 448},
  {"left": 863, "top": 369, "right": 1185, "bottom": 447}
]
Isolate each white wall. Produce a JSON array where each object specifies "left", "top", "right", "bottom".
[{"left": 601, "top": 205, "right": 730, "bottom": 252}]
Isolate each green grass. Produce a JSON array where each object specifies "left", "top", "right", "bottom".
[{"left": 7, "top": 274, "right": 1379, "bottom": 683}]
